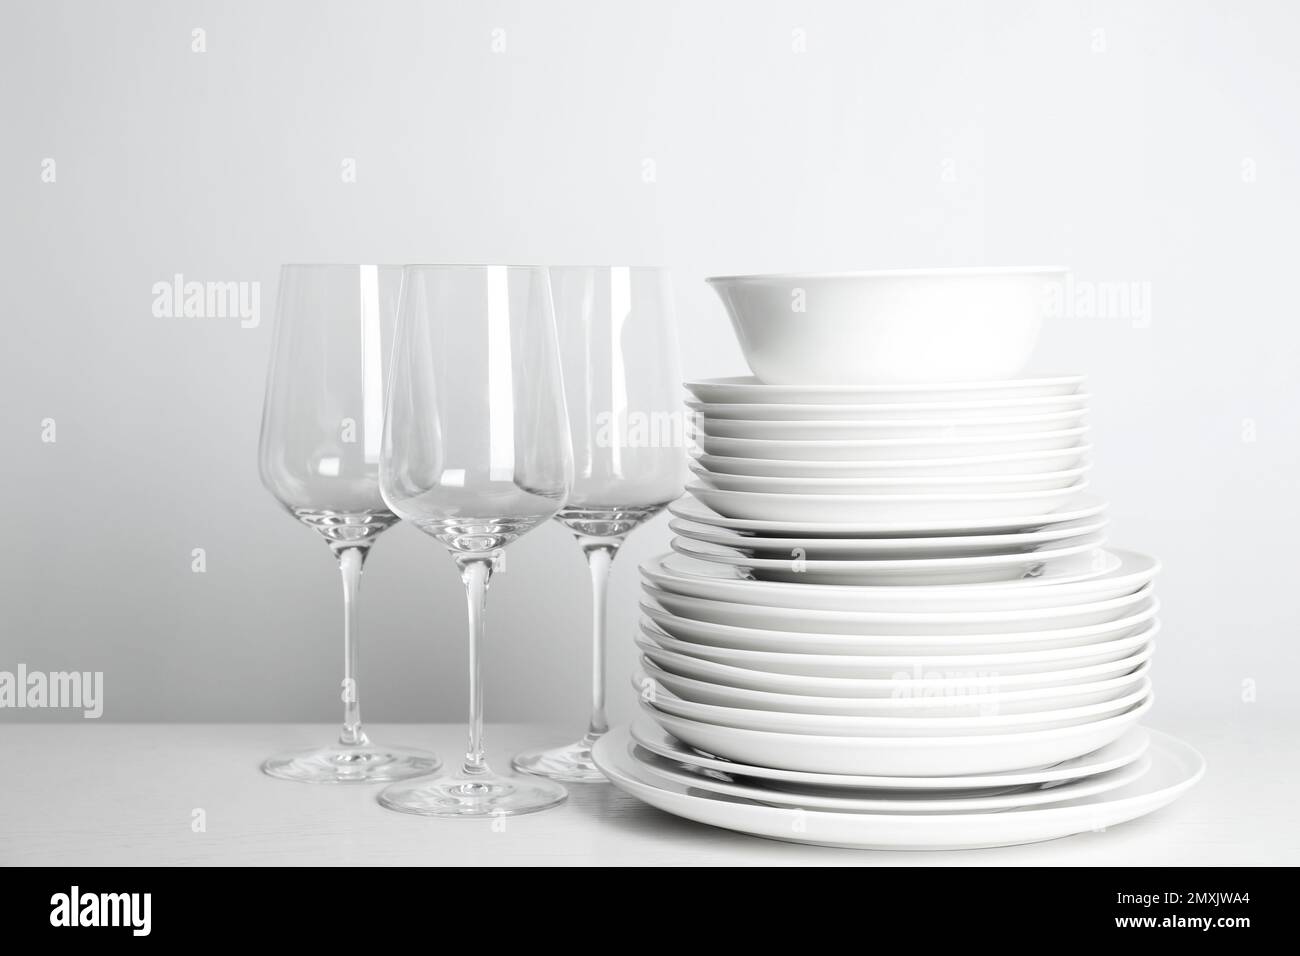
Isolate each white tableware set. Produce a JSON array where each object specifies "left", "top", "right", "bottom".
[{"left": 593, "top": 267, "right": 1203, "bottom": 850}]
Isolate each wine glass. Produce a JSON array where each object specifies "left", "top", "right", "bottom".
[
  {"left": 377, "top": 265, "right": 574, "bottom": 817},
  {"left": 258, "top": 264, "right": 440, "bottom": 783},
  {"left": 513, "top": 266, "right": 685, "bottom": 782}
]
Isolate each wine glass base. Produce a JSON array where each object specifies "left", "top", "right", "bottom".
[
  {"left": 377, "top": 770, "right": 568, "bottom": 817},
  {"left": 262, "top": 744, "right": 440, "bottom": 784},
  {"left": 512, "top": 736, "right": 608, "bottom": 783}
]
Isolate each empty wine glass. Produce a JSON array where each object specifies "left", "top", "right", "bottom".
[
  {"left": 513, "top": 266, "right": 685, "bottom": 782},
  {"left": 377, "top": 265, "right": 574, "bottom": 817},
  {"left": 258, "top": 264, "right": 440, "bottom": 783}
]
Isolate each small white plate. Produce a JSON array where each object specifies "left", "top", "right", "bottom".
[
  {"left": 629, "top": 718, "right": 1151, "bottom": 790},
  {"left": 628, "top": 740, "right": 1152, "bottom": 813},
  {"left": 697, "top": 427, "right": 1090, "bottom": 462},
  {"left": 640, "top": 656, "right": 1153, "bottom": 716},
  {"left": 643, "top": 582, "right": 1155, "bottom": 636},
  {"left": 687, "top": 394, "right": 1089, "bottom": 422},
  {"left": 668, "top": 515, "right": 1110, "bottom": 559},
  {"left": 637, "top": 621, "right": 1157, "bottom": 679},
  {"left": 695, "top": 444, "right": 1092, "bottom": 478},
  {"left": 638, "top": 673, "right": 1152, "bottom": 738},
  {"left": 670, "top": 534, "right": 1111, "bottom": 587},
  {"left": 696, "top": 409, "right": 1089, "bottom": 442},
  {"left": 668, "top": 492, "right": 1108, "bottom": 537},
  {"left": 689, "top": 461, "right": 1089, "bottom": 495},
  {"left": 641, "top": 695, "right": 1153, "bottom": 776},
  {"left": 640, "top": 594, "right": 1158, "bottom": 655},
  {"left": 643, "top": 549, "right": 1157, "bottom": 613},
  {"left": 595, "top": 725, "right": 1203, "bottom": 850},
  {"left": 637, "top": 640, "right": 1156, "bottom": 697},
  {"left": 685, "top": 375, "right": 1087, "bottom": 405}
]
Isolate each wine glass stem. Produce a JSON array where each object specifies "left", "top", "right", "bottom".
[
  {"left": 580, "top": 540, "right": 619, "bottom": 741},
  {"left": 337, "top": 546, "right": 369, "bottom": 748},
  {"left": 457, "top": 556, "right": 495, "bottom": 776}
]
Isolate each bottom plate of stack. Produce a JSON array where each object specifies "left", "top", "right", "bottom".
[{"left": 592, "top": 723, "right": 1204, "bottom": 850}]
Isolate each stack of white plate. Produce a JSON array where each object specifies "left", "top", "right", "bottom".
[{"left": 593, "top": 375, "right": 1204, "bottom": 850}]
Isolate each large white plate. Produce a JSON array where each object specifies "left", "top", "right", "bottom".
[
  {"left": 687, "top": 481, "right": 1088, "bottom": 523},
  {"left": 696, "top": 410, "right": 1089, "bottom": 442},
  {"left": 644, "top": 549, "right": 1157, "bottom": 613},
  {"left": 670, "top": 534, "right": 1112, "bottom": 587},
  {"left": 697, "top": 428, "right": 1090, "bottom": 462},
  {"left": 687, "top": 394, "right": 1089, "bottom": 422},
  {"left": 668, "top": 493, "right": 1108, "bottom": 537},
  {"left": 638, "top": 641, "right": 1156, "bottom": 697},
  {"left": 629, "top": 719, "right": 1152, "bottom": 790},
  {"left": 640, "top": 595, "right": 1158, "bottom": 655},
  {"left": 689, "top": 461, "right": 1089, "bottom": 495},
  {"left": 685, "top": 375, "right": 1087, "bottom": 405},
  {"left": 668, "top": 515, "right": 1110, "bottom": 559},
  {"left": 638, "top": 673, "right": 1152, "bottom": 737},
  {"left": 643, "top": 582, "right": 1155, "bottom": 636},
  {"left": 695, "top": 445, "right": 1092, "bottom": 478},
  {"left": 595, "top": 725, "right": 1203, "bottom": 849},
  {"left": 637, "top": 695, "right": 1153, "bottom": 776},
  {"left": 637, "top": 622, "right": 1157, "bottom": 679},
  {"left": 625, "top": 737, "right": 1152, "bottom": 813},
  {"left": 641, "top": 656, "right": 1153, "bottom": 716}
]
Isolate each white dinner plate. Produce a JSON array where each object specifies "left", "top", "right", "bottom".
[
  {"left": 640, "top": 656, "right": 1153, "bottom": 716},
  {"left": 639, "top": 695, "right": 1153, "bottom": 776},
  {"left": 637, "top": 640, "right": 1155, "bottom": 697},
  {"left": 687, "top": 481, "right": 1088, "bottom": 524},
  {"left": 695, "top": 409, "right": 1089, "bottom": 441},
  {"left": 687, "top": 394, "right": 1089, "bottom": 422},
  {"left": 689, "top": 461, "right": 1089, "bottom": 495},
  {"left": 695, "top": 445, "right": 1092, "bottom": 478},
  {"left": 643, "top": 582, "right": 1155, "bottom": 636},
  {"left": 697, "top": 427, "right": 1090, "bottom": 462},
  {"left": 643, "top": 549, "right": 1157, "bottom": 613},
  {"left": 637, "top": 621, "right": 1157, "bottom": 679},
  {"left": 638, "top": 674, "right": 1152, "bottom": 737},
  {"left": 668, "top": 492, "right": 1108, "bottom": 537},
  {"left": 629, "top": 719, "right": 1152, "bottom": 790},
  {"left": 594, "top": 725, "right": 1203, "bottom": 849},
  {"left": 626, "top": 738, "right": 1152, "bottom": 813},
  {"left": 640, "top": 594, "right": 1158, "bottom": 655},
  {"left": 668, "top": 515, "right": 1110, "bottom": 559},
  {"left": 685, "top": 375, "right": 1087, "bottom": 405},
  {"left": 669, "top": 534, "right": 1111, "bottom": 586}
]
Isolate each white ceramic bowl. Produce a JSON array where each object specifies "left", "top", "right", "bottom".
[{"left": 705, "top": 267, "right": 1069, "bottom": 385}]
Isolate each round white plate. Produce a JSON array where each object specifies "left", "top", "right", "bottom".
[
  {"left": 643, "top": 582, "right": 1155, "bottom": 636},
  {"left": 629, "top": 718, "right": 1152, "bottom": 790},
  {"left": 695, "top": 445, "right": 1092, "bottom": 478},
  {"left": 697, "top": 428, "right": 1090, "bottom": 463},
  {"left": 687, "top": 481, "right": 1088, "bottom": 524},
  {"left": 644, "top": 549, "right": 1156, "bottom": 613},
  {"left": 627, "top": 738, "right": 1152, "bottom": 813},
  {"left": 685, "top": 375, "right": 1087, "bottom": 405},
  {"left": 640, "top": 595, "right": 1158, "bottom": 655},
  {"left": 595, "top": 725, "right": 1203, "bottom": 849},
  {"left": 687, "top": 394, "right": 1089, "bottom": 422},
  {"left": 670, "top": 534, "right": 1111, "bottom": 587},
  {"left": 668, "top": 492, "right": 1108, "bottom": 537},
  {"left": 696, "top": 410, "right": 1089, "bottom": 442},
  {"left": 637, "top": 621, "right": 1157, "bottom": 679},
  {"left": 668, "top": 515, "right": 1110, "bottom": 559},
  {"left": 640, "top": 656, "right": 1153, "bottom": 716},
  {"left": 641, "top": 696, "right": 1153, "bottom": 777},
  {"left": 638, "top": 641, "right": 1156, "bottom": 698},
  {"left": 638, "top": 674, "right": 1152, "bottom": 737},
  {"left": 689, "top": 462, "right": 1089, "bottom": 495}
]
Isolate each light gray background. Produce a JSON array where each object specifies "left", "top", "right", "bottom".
[{"left": 2, "top": 0, "right": 1296, "bottom": 740}]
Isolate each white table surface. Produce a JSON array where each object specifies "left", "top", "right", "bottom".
[{"left": 1, "top": 713, "right": 1292, "bottom": 866}]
